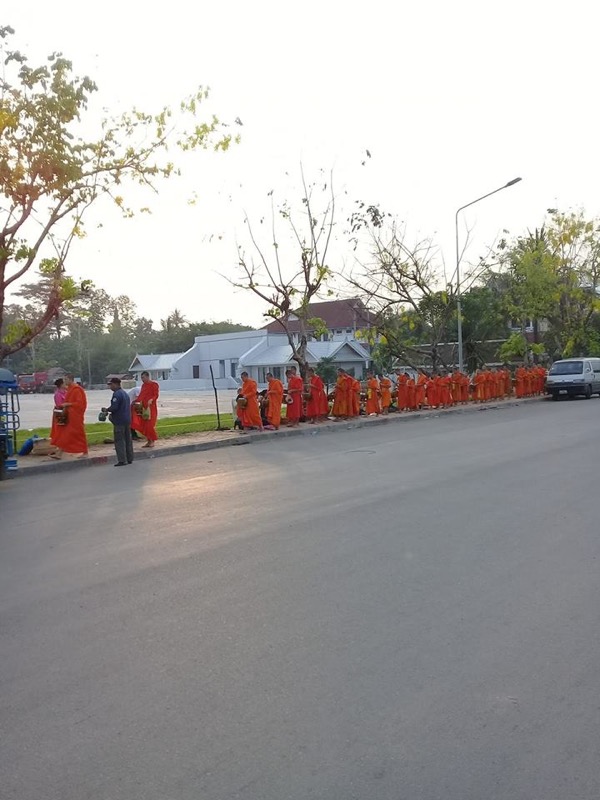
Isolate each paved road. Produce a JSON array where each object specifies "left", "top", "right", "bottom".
[{"left": 2, "top": 398, "right": 600, "bottom": 800}]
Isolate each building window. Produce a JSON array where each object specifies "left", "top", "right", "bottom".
[
  {"left": 230, "top": 360, "right": 238, "bottom": 378},
  {"left": 346, "top": 328, "right": 352, "bottom": 334},
  {"left": 258, "top": 367, "right": 267, "bottom": 383},
  {"left": 192, "top": 365, "right": 200, "bottom": 379},
  {"left": 272, "top": 366, "right": 281, "bottom": 379},
  {"left": 321, "top": 333, "right": 329, "bottom": 342},
  {"left": 218, "top": 360, "right": 226, "bottom": 379}
]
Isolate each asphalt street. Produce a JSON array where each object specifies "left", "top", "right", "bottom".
[{"left": 1, "top": 398, "right": 600, "bottom": 800}]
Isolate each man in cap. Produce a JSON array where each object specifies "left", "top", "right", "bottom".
[{"left": 102, "top": 377, "right": 134, "bottom": 466}]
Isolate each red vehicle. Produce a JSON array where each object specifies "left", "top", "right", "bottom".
[{"left": 18, "top": 369, "right": 66, "bottom": 393}]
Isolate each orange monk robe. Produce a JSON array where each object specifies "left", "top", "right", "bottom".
[
  {"left": 396, "top": 375, "right": 408, "bottom": 411},
  {"left": 131, "top": 379, "right": 160, "bottom": 440},
  {"left": 239, "top": 378, "right": 263, "bottom": 428},
  {"left": 51, "top": 383, "right": 88, "bottom": 454},
  {"left": 537, "top": 366, "right": 547, "bottom": 395},
  {"left": 458, "top": 372, "right": 471, "bottom": 403},
  {"left": 494, "top": 370, "right": 502, "bottom": 398},
  {"left": 496, "top": 370, "right": 505, "bottom": 398},
  {"left": 415, "top": 374, "right": 427, "bottom": 408},
  {"left": 365, "top": 377, "right": 381, "bottom": 415},
  {"left": 450, "top": 371, "right": 461, "bottom": 405},
  {"left": 481, "top": 370, "right": 491, "bottom": 401},
  {"left": 318, "top": 376, "right": 330, "bottom": 415},
  {"left": 406, "top": 377, "right": 417, "bottom": 410},
  {"left": 332, "top": 375, "right": 349, "bottom": 417},
  {"left": 426, "top": 377, "right": 440, "bottom": 408},
  {"left": 306, "top": 374, "right": 326, "bottom": 418},
  {"left": 350, "top": 378, "right": 361, "bottom": 417},
  {"left": 474, "top": 372, "right": 486, "bottom": 402},
  {"left": 285, "top": 375, "right": 304, "bottom": 422},
  {"left": 380, "top": 377, "right": 393, "bottom": 410},
  {"left": 438, "top": 375, "right": 451, "bottom": 407},
  {"left": 514, "top": 367, "right": 525, "bottom": 398},
  {"left": 266, "top": 378, "right": 284, "bottom": 428}
]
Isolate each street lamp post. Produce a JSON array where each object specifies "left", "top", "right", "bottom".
[{"left": 455, "top": 177, "right": 522, "bottom": 373}]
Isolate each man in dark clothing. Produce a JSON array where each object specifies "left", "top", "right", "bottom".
[{"left": 102, "top": 378, "right": 134, "bottom": 466}]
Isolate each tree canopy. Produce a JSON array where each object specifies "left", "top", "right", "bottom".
[{"left": 0, "top": 25, "right": 237, "bottom": 360}]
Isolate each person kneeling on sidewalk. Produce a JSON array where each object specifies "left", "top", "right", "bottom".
[{"left": 102, "top": 378, "right": 134, "bottom": 467}]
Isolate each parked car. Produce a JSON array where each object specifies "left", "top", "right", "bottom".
[{"left": 545, "top": 358, "right": 600, "bottom": 399}]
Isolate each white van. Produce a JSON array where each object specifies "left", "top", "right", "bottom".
[{"left": 545, "top": 358, "right": 600, "bottom": 399}]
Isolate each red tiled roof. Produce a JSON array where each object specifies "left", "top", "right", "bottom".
[{"left": 262, "top": 298, "right": 373, "bottom": 333}]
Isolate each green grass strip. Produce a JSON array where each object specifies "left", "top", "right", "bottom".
[{"left": 15, "top": 413, "right": 236, "bottom": 448}]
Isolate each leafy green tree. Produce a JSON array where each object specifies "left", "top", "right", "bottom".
[
  {"left": 460, "top": 285, "right": 510, "bottom": 371},
  {"left": 544, "top": 211, "right": 600, "bottom": 357},
  {"left": 492, "top": 211, "right": 600, "bottom": 359},
  {"left": 0, "top": 25, "right": 237, "bottom": 361}
]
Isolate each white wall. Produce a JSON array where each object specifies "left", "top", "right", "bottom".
[
  {"left": 171, "top": 331, "right": 269, "bottom": 381},
  {"left": 153, "top": 377, "right": 238, "bottom": 391}
]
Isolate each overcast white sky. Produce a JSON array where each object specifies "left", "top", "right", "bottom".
[{"left": 7, "top": 0, "right": 600, "bottom": 327}]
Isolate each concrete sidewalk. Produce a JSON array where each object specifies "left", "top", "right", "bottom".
[{"left": 7, "top": 396, "right": 545, "bottom": 479}]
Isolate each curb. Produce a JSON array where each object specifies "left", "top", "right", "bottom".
[{"left": 6, "top": 396, "right": 544, "bottom": 479}]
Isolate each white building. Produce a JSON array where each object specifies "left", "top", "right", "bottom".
[
  {"left": 128, "top": 353, "right": 183, "bottom": 382},
  {"left": 129, "top": 331, "right": 269, "bottom": 390},
  {"left": 239, "top": 336, "right": 371, "bottom": 385},
  {"left": 128, "top": 300, "right": 375, "bottom": 390}
]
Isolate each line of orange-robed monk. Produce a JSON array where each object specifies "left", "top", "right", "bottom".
[{"left": 234, "top": 364, "right": 547, "bottom": 430}]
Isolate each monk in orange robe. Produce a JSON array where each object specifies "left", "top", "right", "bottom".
[
  {"left": 537, "top": 365, "right": 547, "bottom": 395},
  {"left": 50, "top": 374, "right": 88, "bottom": 457},
  {"left": 492, "top": 368, "right": 499, "bottom": 399},
  {"left": 438, "top": 373, "right": 451, "bottom": 407},
  {"left": 332, "top": 369, "right": 349, "bottom": 418},
  {"left": 318, "top": 374, "right": 330, "bottom": 417},
  {"left": 395, "top": 372, "right": 408, "bottom": 411},
  {"left": 305, "top": 368, "right": 326, "bottom": 423},
  {"left": 515, "top": 366, "right": 526, "bottom": 398},
  {"left": 406, "top": 376, "right": 417, "bottom": 410},
  {"left": 416, "top": 371, "right": 427, "bottom": 409},
  {"left": 265, "top": 372, "right": 284, "bottom": 429},
  {"left": 426, "top": 374, "right": 440, "bottom": 408},
  {"left": 504, "top": 367, "right": 513, "bottom": 397},
  {"left": 345, "top": 374, "right": 357, "bottom": 417},
  {"left": 495, "top": 368, "right": 505, "bottom": 399},
  {"left": 459, "top": 371, "right": 469, "bottom": 404},
  {"left": 131, "top": 370, "right": 160, "bottom": 446},
  {"left": 284, "top": 367, "right": 303, "bottom": 426},
  {"left": 380, "top": 375, "right": 392, "bottom": 414},
  {"left": 450, "top": 370, "right": 461, "bottom": 405},
  {"left": 365, "top": 371, "right": 381, "bottom": 415},
  {"left": 481, "top": 368, "right": 491, "bottom": 401},
  {"left": 474, "top": 369, "right": 486, "bottom": 403},
  {"left": 238, "top": 371, "right": 263, "bottom": 430}
]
